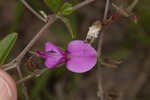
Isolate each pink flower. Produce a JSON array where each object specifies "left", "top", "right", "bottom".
[{"left": 37, "top": 40, "right": 97, "bottom": 73}]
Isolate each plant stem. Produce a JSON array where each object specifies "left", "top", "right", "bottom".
[
  {"left": 16, "top": 14, "right": 57, "bottom": 62},
  {"left": 21, "top": 0, "right": 47, "bottom": 23},
  {"left": 97, "top": 0, "right": 110, "bottom": 100},
  {"left": 16, "top": 65, "right": 30, "bottom": 100},
  {"left": 17, "top": 68, "right": 49, "bottom": 84},
  {"left": 127, "top": 0, "right": 138, "bottom": 12},
  {"left": 72, "top": 0, "right": 95, "bottom": 11}
]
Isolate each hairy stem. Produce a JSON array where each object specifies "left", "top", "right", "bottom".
[
  {"left": 16, "top": 14, "right": 57, "bottom": 62},
  {"left": 127, "top": 0, "right": 139, "bottom": 12},
  {"left": 97, "top": 0, "right": 110, "bottom": 100},
  {"left": 72, "top": 0, "right": 95, "bottom": 11},
  {"left": 17, "top": 68, "right": 49, "bottom": 84},
  {"left": 21, "top": 0, "right": 47, "bottom": 23},
  {"left": 16, "top": 65, "right": 30, "bottom": 100}
]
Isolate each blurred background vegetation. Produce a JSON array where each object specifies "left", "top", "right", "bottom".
[{"left": 1, "top": 0, "right": 150, "bottom": 100}]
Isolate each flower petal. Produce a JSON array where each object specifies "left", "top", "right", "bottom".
[
  {"left": 66, "top": 40, "right": 97, "bottom": 73},
  {"left": 45, "top": 42, "right": 61, "bottom": 53},
  {"left": 38, "top": 42, "right": 64, "bottom": 68},
  {"left": 36, "top": 50, "right": 48, "bottom": 58},
  {"left": 45, "top": 53, "right": 63, "bottom": 68}
]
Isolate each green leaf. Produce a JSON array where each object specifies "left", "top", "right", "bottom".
[
  {"left": 60, "top": 2, "right": 73, "bottom": 15},
  {"left": 58, "top": 16, "right": 75, "bottom": 38},
  {"left": 0, "top": 33, "right": 17, "bottom": 64},
  {"left": 44, "top": 0, "right": 62, "bottom": 12}
]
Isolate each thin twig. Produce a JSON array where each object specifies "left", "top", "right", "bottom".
[
  {"left": 3, "top": 64, "right": 17, "bottom": 71},
  {"left": 21, "top": 0, "right": 95, "bottom": 22},
  {"left": 97, "top": 0, "right": 138, "bottom": 99},
  {"left": 21, "top": 0, "right": 47, "bottom": 23},
  {"left": 103, "top": 0, "right": 110, "bottom": 20},
  {"left": 98, "top": 0, "right": 110, "bottom": 55},
  {"left": 15, "top": 14, "right": 57, "bottom": 62},
  {"left": 97, "top": 0, "right": 110, "bottom": 58},
  {"left": 98, "top": 79, "right": 104, "bottom": 100},
  {"left": 97, "top": 0, "right": 110, "bottom": 100},
  {"left": 127, "top": 0, "right": 138, "bottom": 12},
  {"left": 97, "top": 31, "right": 104, "bottom": 58},
  {"left": 17, "top": 63, "right": 64, "bottom": 84},
  {"left": 17, "top": 68, "right": 49, "bottom": 84},
  {"left": 1, "top": 60, "right": 16, "bottom": 70},
  {"left": 72, "top": 0, "right": 95, "bottom": 11},
  {"left": 16, "top": 65, "right": 30, "bottom": 100},
  {"left": 112, "top": 0, "right": 138, "bottom": 15}
]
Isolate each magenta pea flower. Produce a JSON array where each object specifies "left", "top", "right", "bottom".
[{"left": 36, "top": 40, "right": 97, "bottom": 73}]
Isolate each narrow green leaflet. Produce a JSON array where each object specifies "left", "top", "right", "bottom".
[
  {"left": 44, "top": 0, "right": 62, "bottom": 12},
  {"left": 58, "top": 16, "right": 75, "bottom": 38},
  {"left": 0, "top": 33, "right": 17, "bottom": 64},
  {"left": 60, "top": 2, "right": 73, "bottom": 15}
]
